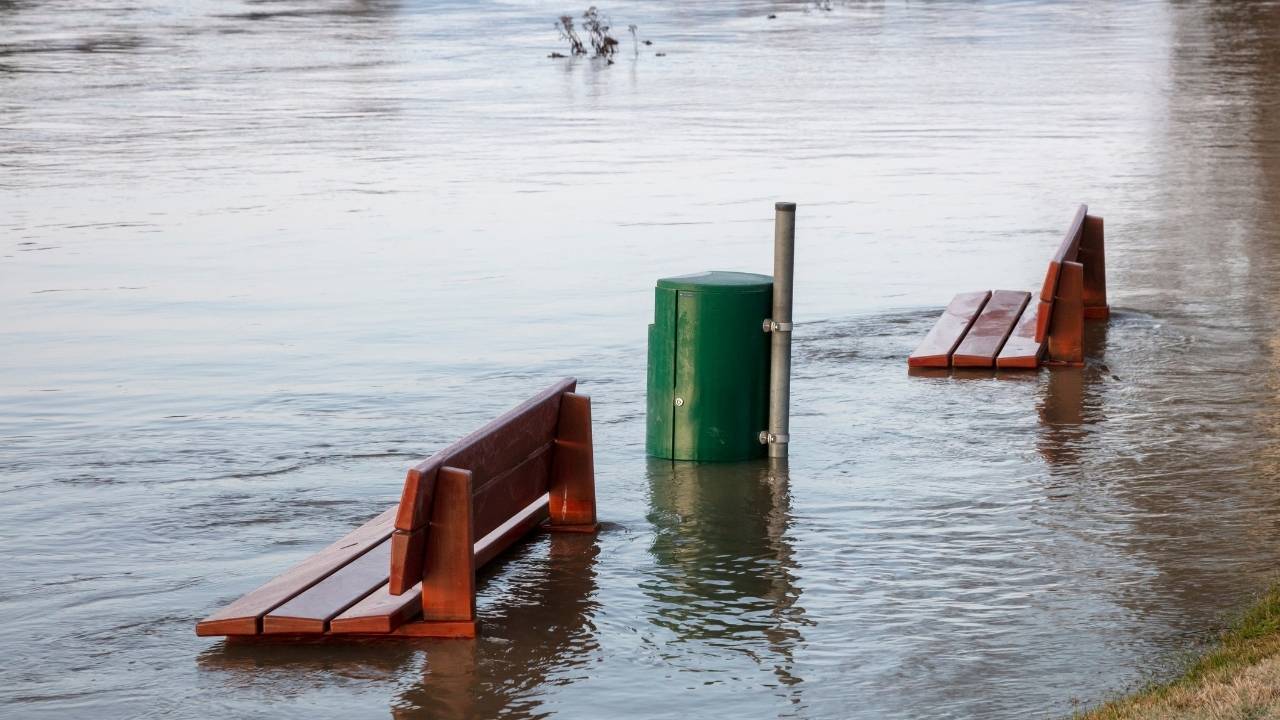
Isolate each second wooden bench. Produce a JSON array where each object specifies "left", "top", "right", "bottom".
[{"left": 908, "top": 204, "right": 1108, "bottom": 369}]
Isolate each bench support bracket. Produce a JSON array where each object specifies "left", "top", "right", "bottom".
[{"left": 548, "top": 393, "right": 599, "bottom": 533}]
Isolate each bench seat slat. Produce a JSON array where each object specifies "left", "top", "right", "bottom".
[
  {"left": 952, "top": 290, "right": 1030, "bottom": 367},
  {"left": 475, "top": 494, "right": 551, "bottom": 568},
  {"left": 908, "top": 291, "right": 991, "bottom": 368},
  {"left": 262, "top": 538, "right": 393, "bottom": 634},
  {"left": 334, "top": 494, "right": 552, "bottom": 633},
  {"left": 330, "top": 581, "right": 422, "bottom": 634},
  {"left": 195, "top": 506, "right": 397, "bottom": 636},
  {"left": 996, "top": 299, "right": 1045, "bottom": 369}
]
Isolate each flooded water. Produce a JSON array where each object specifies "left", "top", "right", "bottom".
[{"left": 4, "top": 0, "right": 1280, "bottom": 717}]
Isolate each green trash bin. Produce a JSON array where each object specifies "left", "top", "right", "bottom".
[{"left": 646, "top": 271, "right": 773, "bottom": 462}]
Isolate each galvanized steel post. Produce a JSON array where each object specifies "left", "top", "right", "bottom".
[{"left": 764, "top": 202, "right": 795, "bottom": 459}]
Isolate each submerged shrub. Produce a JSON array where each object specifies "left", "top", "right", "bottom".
[{"left": 553, "top": 7, "right": 622, "bottom": 62}]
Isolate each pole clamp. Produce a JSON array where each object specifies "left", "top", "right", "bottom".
[
  {"left": 762, "top": 319, "right": 793, "bottom": 333},
  {"left": 758, "top": 431, "right": 790, "bottom": 445}
]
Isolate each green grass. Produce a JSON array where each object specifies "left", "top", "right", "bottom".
[{"left": 1075, "top": 586, "right": 1280, "bottom": 719}]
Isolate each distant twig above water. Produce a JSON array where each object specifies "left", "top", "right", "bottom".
[{"left": 554, "top": 7, "right": 643, "bottom": 64}]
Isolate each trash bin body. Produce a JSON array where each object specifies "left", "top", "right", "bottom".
[{"left": 646, "top": 271, "right": 772, "bottom": 462}]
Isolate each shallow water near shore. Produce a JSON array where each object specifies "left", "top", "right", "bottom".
[{"left": 5, "top": 1, "right": 1280, "bottom": 718}]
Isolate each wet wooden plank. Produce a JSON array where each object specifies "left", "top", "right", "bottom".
[
  {"left": 330, "top": 581, "right": 422, "bottom": 634},
  {"left": 952, "top": 290, "right": 1030, "bottom": 367},
  {"left": 1037, "top": 204, "right": 1088, "bottom": 301},
  {"left": 262, "top": 538, "right": 392, "bottom": 634},
  {"left": 391, "top": 379, "right": 574, "bottom": 593},
  {"left": 388, "top": 527, "right": 426, "bottom": 596},
  {"left": 474, "top": 494, "right": 550, "bottom": 568},
  {"left": 395, "top": 378, "right": 574, "bottom": 533},
  {"left": 996, "top": 298, "right": 1044, "bottom": 369},
  {"left": 907, "top": 291, "right": 991, "bottom": 368},
  {"left": 472, "top": 443, "right": 552, "bottom": 540},
  {"left": 336, "top": 494, "right": 551, "bottom": 635},
  {"left": 195, "top": 506, "right": 397, "bottom": 636}
]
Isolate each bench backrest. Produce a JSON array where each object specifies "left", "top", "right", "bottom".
[
  {"left": 1035, "top": 204, "right": 1088, "bottom": 342},
  {"left": 389, "top": 377, "right": 578, "bottom": 592}
]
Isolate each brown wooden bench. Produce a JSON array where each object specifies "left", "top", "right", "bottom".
[
  {"left": 908, "top": 204, "right": 1108, "bottom": 369},
  {"left": 195, "top": 378, "right": 597, "bottom": 640}
]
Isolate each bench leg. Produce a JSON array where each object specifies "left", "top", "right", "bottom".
[
  {"left": 420, "top": 466, "right": 477, "bottom": 636},
  {"left": 1080, "top": 214, "right": 1109, "bottom": 319},
  {"left": 1046, "top": 260, "right": 1085, "bottom": 367},
  {"left": 549, "top": 392, "right": 598, "bottom": 533}
]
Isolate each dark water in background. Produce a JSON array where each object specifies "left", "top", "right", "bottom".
[{"left": 4, "top": 0, "right": 1280, "bottom": 717}]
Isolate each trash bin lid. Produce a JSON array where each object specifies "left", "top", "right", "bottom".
[{"left": 655, "top": 271, "right": 772, "bottom": 294}]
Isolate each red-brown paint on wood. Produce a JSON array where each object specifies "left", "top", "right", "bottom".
[
  {"left": 907, "top": 291, "right": 991, "bottom": 367},
  {"left": 1039, "top": 204, "right": 1088, "bottom": 303},
  {"left": 386, "top": 619, "right": 477, "bottom": 638},
  {"left": 195, "top": 506, "right": 397, "bottom": 637},
  {"left": 1046, "top": 260, "right": 1085, "bottom": 366},
  {"left": 995, "top": 298, "right": 1045, "bottom": 369},
  {"left": 421, "top": 467, "right": 476, "bottom": 623},
  {"left": 330, "top": 581, "right": 422, "bottom": 634},
  {"left": 395, "top": 379, "right": 574, "bottom": 534},
  {"left": 1080, "top": 214, "right": 1109, "bottom": 319},
  {"left": 388, "top": 527, "right": 426, "bottom": 596},
  {"left": 390, "top": 379, "right": 575, "bottom": 592},
  {"left": 393, "top": 467, "right": 434, "bottom": 534},
  {"left": 472, "top": 443, "right": 553, "bottom": 540},
  {"left": 474, "top": 493, "right": 551, "bottom": 568},
  {"left": 952, "top": 290, "right": 1031, "bottom": 368},
  {"left": 262, "top": 538, "right": 393, "bottom": 634},
  {"left": 1033, "top": 293, "right": 1054, "bottom": 344},
  {"left": 548, "top": 393, "right": 597, "bottom": 530}
]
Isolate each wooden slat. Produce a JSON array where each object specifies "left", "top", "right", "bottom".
[
  {"left": 475, "top": 494, "right": 550, "bottom": 568},
  {"left": 1038, "top": 204, "right": 1089, "bottom": 303},
  {"left": 262, "top": 538, "right": 392, "bottom": 634},
  {"left": 395, "top": 378, "right": 574, "bottom": 533},
  {"left": 996, "top": 298, "right": 1044, "bottom": 369},
  {"left": 388, "top": 527, "right": 426, "bottom": 596},
  {"left": 473, "top": 443, "right": 552, "bottom": 540},
  {"left": 952, "top": 290, "right": 1030, "bottom": 368},
  {"left": 907, "top": 291, "right": 991, "bottom": 368},
  {"left": 335, "top": 494, "right": 551, "bottom": 634},
  {"left": 330, "top": 581, "right": 422, "bottom": 634},
  {"left": 391, "top": 379, "right": 574, "bottom": 593},
  {"left": 195, "top": 506, "right": 397, "bottom": 636}
]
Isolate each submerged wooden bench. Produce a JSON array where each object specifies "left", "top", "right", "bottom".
[
  {"left": 908, "top": 204, "right": 1108, "bottom": 369},
  {"left": 196, "top": 378, "right": 597, "bottom": 640}
]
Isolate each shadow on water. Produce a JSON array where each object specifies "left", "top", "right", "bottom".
[
  {"left": 196, "top": 531, "right": 601, "bottom": 720},
  {"left": 644, "top": 458, "right": 809, "bottom": 700}
]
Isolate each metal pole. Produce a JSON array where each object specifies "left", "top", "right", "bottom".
[{"left": 767, "top": 202, "right": 795, "bottom": 459}]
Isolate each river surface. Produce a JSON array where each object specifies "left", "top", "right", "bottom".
[{"left": 4, "top": 1, "right": 1280, "bottom": 718}]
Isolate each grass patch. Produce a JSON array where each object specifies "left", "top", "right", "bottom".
[{"left": 1076, "top": 585, "right": 1280, "bottom": 719}]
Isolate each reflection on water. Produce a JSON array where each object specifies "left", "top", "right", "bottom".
[
  {"left": 5, "top": 0, "right": 1280, "bottom": 718},
  {"left": 645, "top": 459, "right": 807, "bottom": 697}
]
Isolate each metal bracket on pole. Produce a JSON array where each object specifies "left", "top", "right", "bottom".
[
  {"left": 762, "top": 319, "right": 793, "bottom": 333},
  {"left": 758, "top": 431, "right": 790, "bottom": 446}
]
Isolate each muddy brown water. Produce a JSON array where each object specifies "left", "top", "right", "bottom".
[{"left": 4, "top": 1, "right": 1280, "bottom": 718}]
